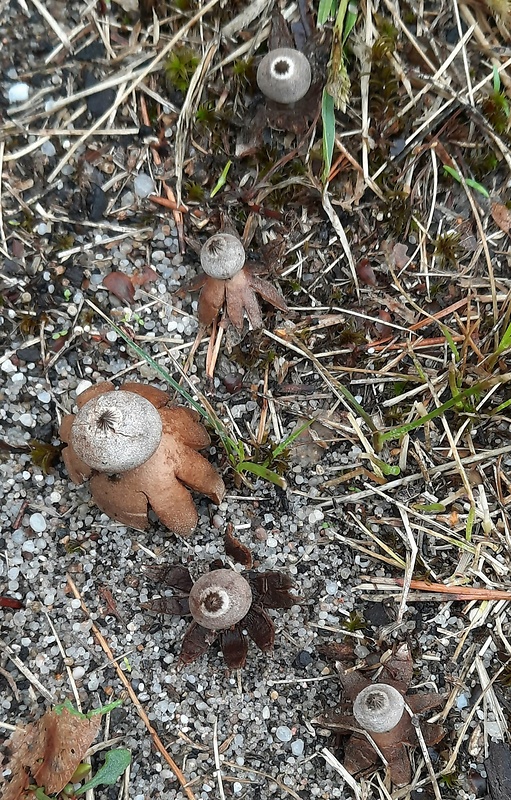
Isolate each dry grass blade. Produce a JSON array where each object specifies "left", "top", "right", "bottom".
[
  {"left": 0, "top": 636, "right": 54, "bottom": 703},
  {"left": 46, "top": 0, "right": 221, "bottom": 184},
  {"left": 174, "top": 38, "right": 220, "bottom": 206},
  {"left": 27, "top": 0, "right": 72, "bottom": 48},
  {"left": 360, "top": 577, "right": 511, "bottom": 602},
  {"left": 320, "top": 748, "right": 363, "bottom": 800}
]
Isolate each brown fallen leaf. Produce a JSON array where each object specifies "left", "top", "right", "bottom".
[
  {"left": 491, "top": 201, "right": 511, "bottom": 234},
  {"left": 1, "top": 702, "right": 100, "bottom": 799},
  {"left": 103, "top": 271, "right": 135, "bottom": 304}
]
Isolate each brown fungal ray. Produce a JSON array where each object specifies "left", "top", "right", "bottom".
[
  {"left": 311, "top": 709, "right": 356, "bottom": 734},
  {"left": 159, "top": 407, "right": 211, "bottom": 450},
  {"left": 224, "top": 527, "right": 253, "bottom": 568},
  {"left": 238, "top": 277, "right": 264, "bottom": 330},
  {"left": 317, "top": 642, "right": 355, "bottom": 662},
  {"left": 89, "top": 471, "right": 151, "bottom": 530},
  {"left": 179, "top": 621, "right": 217, "bottom": 666},
  {"left": 121, "top": 382, "right": 170, "bottom": 408},
  {"left": 268, "top": 7, "right": 294, "bottom": 50},
  {"left": 198, "top": 276, "right": 226, "bottom": 326},
  {"left": 75, "top": 380, "right": 114, "bottom": 408},
  {"left": 224, "top": 270, "right": 247, "bottom": 331},
  {"left": 1, "top": 705, "right": 100, "bottom": 800},
  {"left": 343, "top": 732, "right": 386, "bottom": 779},
  {"left": 244, "top": 605, "right": 275, "bottom": 653},
  {"left": 251, "top": 571, "right": 300, "bottom": 608},
  {"left": 406, "top": 692, "right": 445, "bottom": 716},
  {"left": 247, "top": 272, "right": 289, "bottom": 312},
  {"left": 336, "top": 660, "right": 371, "bottom": 701},
  {"left": 366, "top": 714, "right": 414, "bottom": 788},
  {"left": 219, "top": 626, "right": 249, "bottom": 669},
  {"left": 380, "top": 643, "right": 414, "bottom": 693},
  {"left": 181, "top": 272, "right": 209, "bottom": 295},
  {"left": 90, "top": 468, "right": 202, "bottom": 536},
  {"left": 142, "top": 596, "right": 190, "bottom": 616},
  {"left": 143, "top": 563, "right": 194, "bottom": 592},
  {"left": 348, "top": 733, "right": 412, "bottom": 787}
]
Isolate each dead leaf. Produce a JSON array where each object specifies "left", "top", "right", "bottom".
[
  {"left": 131, "top": 264, "right": 158, "bottom": 289},
  {"left": 491, "top": 201, "right": 511, "bottom": 234},
  {"left": 103, "top": 271, "right": 135, "bottom": 304},
  {"left": 1, "top": 703, "right": 100, "bottom": 799}
]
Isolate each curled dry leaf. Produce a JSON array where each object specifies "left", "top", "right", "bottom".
[
  {"left": 224, "top": 525, "right": 253, "bottom": 568},
  {"left": 102, "top": 271, "right": 135, "bottom": 304},
  {"left": 0, "top": 702, "right": 100, "bottom": 800},
  {"left": 491, "top": 201, "right": 511, "bottom": 235}
]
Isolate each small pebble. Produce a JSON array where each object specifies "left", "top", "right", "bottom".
[
  {"left": 134, "top": 173, "right": 155, "bottom": 198},
  {"left": 294, "top": 650, "right": 313, "bottom": 669},
  {"left": 19, "top": 413, "right": 34, "bottom": 427},
  {"left": 41, "top": 140, "right": 56, "bottom": 157},
  {"left": 72, "top": 666, "right": 85, "bottom": 680},
  {"left": 1, "top": 359, "right": 17, "bottom": 374},
  {"left": 8, "top": 82, "right": 30, "bottom": 103},
  {"left": 291, "top": 739, "right": 304, "bottom": 756},
  {"left": 276, "top": 725, "right": 293, "bottom": 743},
  {"left": 37, "top": 390, "right": 51, "bottom": 404},
  {"left": 75, "top": 379, "right": 93, "bottom": 396},
  {"left": 29, "top": 513, "right": 47, "bottom": 533}
]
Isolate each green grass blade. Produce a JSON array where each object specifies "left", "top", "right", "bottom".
[
  {"left": 236, "top": 461, "right": 287, "bottom": 489},
  {"left": 342, "top": 1, "right": 358, "bottom": 42},
  {"left": 376, "top": 379, "right": 498, "bottom": 446},
  {"left": 441, "top": 324, "right": 460, "bottom": 360},
  {"left": 271, "top": 420, "right": 313, "bottom": 460},
  {"left": 210, "top": 159, "right": 232, "bottom": 199},
  {"left": 321, "top": 88, "right": 336, "bottom": 183},
  {"left": 318, "top": 0, "right": 337, "bottom": 25}
]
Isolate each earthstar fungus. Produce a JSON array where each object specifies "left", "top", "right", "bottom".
[
  {"left": 59, "top": 381, "right": 225, "bottom": 536},
  {"left": 257, "top": 47, "right": 312, "bottom": 104},
  {"left": 143, "top": 533, "right": 301, "bottom": 668},
  {"left": 188, "top": 232, "right": 288, "bottom": 331},
  {"left": 313, "top": 643, "right": 446, "bottom": 786}
]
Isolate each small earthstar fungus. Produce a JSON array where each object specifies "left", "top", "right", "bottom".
[
  {"left": 59, "top": 381, "right": 225, "bottom": 536},
  {"left": 313, "top": 643, "right": 446, "bottom": 786},
  {"left": 143, "top": 530, "right": 301, "bottom": 668},
  {"left": 238, "top": 8, "right": 327, "bottom": 146},
  {"left": 187, "top": 231, "right": 288, "bottom": 331},
  {"left": 257, "top": 47, "right": 312, "bottom": 104}
]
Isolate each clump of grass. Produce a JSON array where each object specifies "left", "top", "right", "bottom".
[
  {"left": 433, "top": 230, "right": 463, "bottom": 267},
  {"left": 164, "top": 47, "right": 199, "bottom": 93}
]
